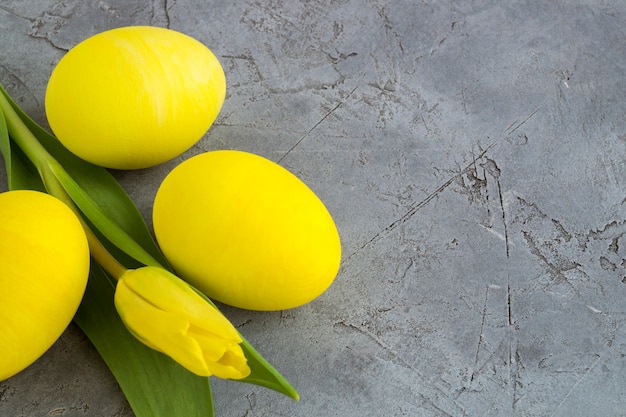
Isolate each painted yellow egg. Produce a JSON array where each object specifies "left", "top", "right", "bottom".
[
  {"left": 0, "top": 190, "right": 90, "bottom": 381},
  {"left": 45, "top": 26, "right": 226, "bottom": 170},
  {"left": 152, "top": 150, "right": 341, "bottom": 311}
]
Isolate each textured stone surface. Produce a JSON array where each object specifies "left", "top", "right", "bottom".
[{"left": 1, "top": 1, "right": 625, "bottom": 416}]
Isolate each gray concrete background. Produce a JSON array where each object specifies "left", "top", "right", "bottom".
[{"left": 1, "top": 1, "right": 625, "bottom": 416}]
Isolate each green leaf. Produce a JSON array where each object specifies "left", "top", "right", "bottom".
[
  {"left": 239, "top": 339, "right": 300, "bottom": 400},
  {"left": 74, "top": 265, "right": 214, "bottom": 417},
  {"left": 8, "top": 145, "right": 47, "bottom": 191}
]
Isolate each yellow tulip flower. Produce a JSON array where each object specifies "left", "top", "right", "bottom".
[{"left": 114, "top": 266, "right": 250, "bottom": 379}]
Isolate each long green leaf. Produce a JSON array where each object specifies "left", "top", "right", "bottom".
[{"left": 75, "top": 265, "right": 214, "bottom": 417}]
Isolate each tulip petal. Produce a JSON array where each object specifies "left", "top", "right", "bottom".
[
  {"left": 205, "top": 346, "right": 251, "bottom": 380},
  {"left": 120, "top": 267, "right": 241, "bottom": 341},
  {"left": 115, "top": 287, "right": 210, "bottom": 376}
]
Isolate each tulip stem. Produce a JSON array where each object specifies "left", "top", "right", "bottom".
[
  {"left": 0, "top": 91, "right": 128, "bottom": 280},
  {"left": 83, "top": 224, "right": 128, "bottom": 279},
  {"left": 0, "top": 91, "right": 49, "bottom": 174}
]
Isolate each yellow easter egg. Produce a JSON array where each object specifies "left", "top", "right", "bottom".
[
  {"left": 45, "top": 26, "right": 226, "bottom": 170},
  {"left": 152, "top": 150, "right": 341, "bottom": 311},
  {"left": 0, "top": 190, "right": 90, "bottom": 381}
]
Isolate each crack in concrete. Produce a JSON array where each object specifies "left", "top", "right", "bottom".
[
  {"left": 277, "top": 85, "right": 358, "bottom": 163},
  {"left": 29, "top": 0, "right": 83, "bottom": 51},
  {"left": 27, "top": 30, "right": 70, "bottom": 53},
  {"left": 150, "top": 0, "right": 171, "bottom": 28}
]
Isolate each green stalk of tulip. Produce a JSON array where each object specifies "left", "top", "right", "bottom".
[{"left": 0, "top": 84, "right": 298, "bottom": 416}]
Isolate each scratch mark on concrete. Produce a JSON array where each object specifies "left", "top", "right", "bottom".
[
  {"left": 505, "top": 107, "right": 540, "bottom": 137},
  {"left": 345, "top": 142, "right": 496, "bottom": 262},
  {"left": 0, "top": 5, "right": 29, "bottom": 20},
  {"left": 496, "top": 175, "right": 511, "bottom": 258},
  {"left": 478, "top": 223, "right": 511, "bottom": 245},
  {"left": 507, "top": 276, "right": 516, "bottom": 410},
  {"left": 548, "top": 354, "right": 605, "bottom": 417},
  {"left": 334, "top": 320, "right": 414, "bottom": 369},
  {"left": 277, "top": 85, "right": 358, "bottom": 163},
  {"left": 413, "top": 393, "right": 456, "bottom": 417},
  {"left": 507, "top": 280, "right": 514, "bottom": 326},
  {"left": 470, "top": 285, "right": 489, "bottom": 382}
]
